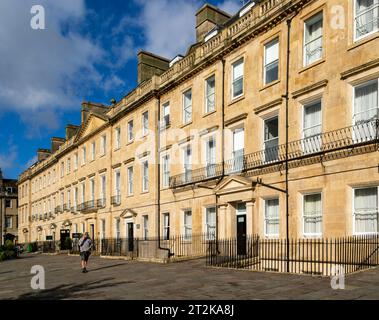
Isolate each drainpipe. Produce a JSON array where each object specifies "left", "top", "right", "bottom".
[
  {"left": 214, "top": 59, "right": 226, "bottom": 254},
  {"left": 156, "top": 95, "right": 174, "bottom": 259},
  {"left": 284, "top": 10, "right": 299, "bottom": 273}
]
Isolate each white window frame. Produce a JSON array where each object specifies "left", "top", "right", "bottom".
[
  {"left": 162, "top": 154, "right": 170, "bottom": 188},
  {"left": 142, "top": 160, "right": 149, "bottom": 192},
  {"left": 74, "top": 153, "right": 78, "bottom": 170},
  {"left": 302, "top": 192, "right": 323, "bottom": 238},
  {"left": 127, "top": 120, "right": 134, "bottom": 142},
  {"left": 90, "top": 178, "right": 95, "bottom": 202},
  {"left": 127, "top": 166, "right": 134, "bottom": 195},
  {"left": 81, "top": 146, "right": 86, "bottom": 166},
  {"left": 303, "top": 12, "right": 323, "bottom": 67},
  {"left": 231, "top": 58, "right": 244, "bottom": 99},
  {"left": 143, "top": 215, "right": 149, "bottom": 240},
  {"left": 183, "top": 145, "right": 192, "bottom": 183},
  {"left": 354, "top": 0, "right": 379, "bottom": 42},
  {"left": 114, "top": 170, "right": 121, "bottom": 203},
  {"left": 142, "top": 111, "right": 149, "bottom": 136},
  {"left": 353, "top": 79, "right": 379, "bottom": 125},
  {"left": 5, "top": 216, "right": 12, "bottom": 229},
  {"left": 353, "top": 186, "right": 379, "bottom": 235},
  {"left": 183, "top": 89, "right": 192, "bottom": 124},
  {"left": 205, "top": 75, "right": 216, "bottom": 113},
  {"left": 205, "top": 136, "right": 216, "bottom": 177},
  {"left": 302, "top": 100, "right": 323, "bottom": 154},
  {"left": 183, "top": 210, "right": 192, "bottom": 240},
  {"left": 263, "top": 116, "right": 279, "bottom": 163},
  {"left": 264, "top": 198, "right": 280, "bottom": 238},
  {"left": 163, "top": 213, "right": 170, "bottom": 240},
  {"left": 115, "top": 127, "right": 121, "bottom": 150},
  {"left": 66, "top": 158, "right": 71, "bottom": 174},
  {"left": 115, "top": 218, "right": 121, "bottom": 240},
  {"left": 263, "top": 38, "right": 279, "bottom": 85},
  {"left": 205, "top": 207, "right": 216, "bottom": 240},
  {"left": 101, "top": 135, "right": 107, "bottom": 156},
  {"left": 162, "top": 102, "right": 170, "bottom": 129}
]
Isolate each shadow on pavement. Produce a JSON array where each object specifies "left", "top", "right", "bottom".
[
  {"left": 88, "top": 262, "right": 129, "bottom": 272},
  {"left": 15, "top": 277, "right": 132, "bottom": 300}
]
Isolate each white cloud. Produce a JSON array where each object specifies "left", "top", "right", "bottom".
[
  {"left": 0, "top": 0, "right": 110, "bottom": 137},
  {"left": 0, "top": 137, "right": 18, "bottom": 171},
  {"left": 133, "top": 0, "right": 241, "bottom": 60}
]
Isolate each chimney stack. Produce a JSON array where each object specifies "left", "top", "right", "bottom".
[
  {"left": 37, "top": 149, "right": 51, "bottom": 162},
  {"left": 66, "top": 124, "right": 80, "bottom": 140},
  {"left": 137, "top": 51, "right": 169, "bottom": 85},
  {"left": 51, "top": 137, "right": 66, "bottom": 154},
  {"left": 195, "top": 4, "right": 231, "bottom": 42}
]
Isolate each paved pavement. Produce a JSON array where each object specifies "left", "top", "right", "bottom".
[{"left": 0, "top": 253, "right": 379, "bottom": 300}]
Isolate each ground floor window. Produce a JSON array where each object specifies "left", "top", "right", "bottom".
[
  {"left": 205, "top": 207, "right": 216, "bottom": 240},
  {"left": 354, "top": 187, "right": 378, "bottom": 234},
  {"left": 264, "top": 199, "right": 279, "bottom": 237},
  {"left": 184, "top": 210, "right": 192, "bottom": 240},
  {"left": 163, "top": 213, "right": 170, "bottom": 240},
  {"left": 143, "top": 215, "right": 149, "bottom": 240},
  {"left": 303, "top": 193, "right": 322, "bottom": 237}
]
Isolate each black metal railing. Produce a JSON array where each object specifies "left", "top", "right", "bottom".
[
  {"left": 80, "top": 200, "right": 96, "bottom": 212},
  {"left": 170, "top": 120, "right": 379, "bottom": 188},
  {"left": 54, "top": 206, "right": 62, "bottom": 214},
  {"left": 63, "top": 204, "right": 68, "bottom": 211},
  {"left": 70, "top": 233, "right": 211, "bottom": 261},
  {"left": 206, "top": 234, "right": 379, "bottom": 276},
  {"left": 111, "top": 195, "right": 121, "bottom": 206},
  {"left": 97, "top": 198, "right": 106, "bottom": 208}
]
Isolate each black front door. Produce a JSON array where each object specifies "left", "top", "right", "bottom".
[
  {"left": 127, "top": 223, "right": 134, "bottom": 252},
  {"left": 60, "top": 230, "right": 70, "bottom": 250},
  {"left": 237, "top": 214, "right": 247, "bottom": 255}
]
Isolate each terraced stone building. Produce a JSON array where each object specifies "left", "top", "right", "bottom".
[{"left": 18, "top": 0, "right": 379, "bottom": 255}]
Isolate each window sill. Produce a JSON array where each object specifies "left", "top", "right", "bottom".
[
  {"left": 259, "top": 80, "right": 280, "bottom": 92},
  {"left": 114, "top": 148, "right": 121, "bottom": 152},
  {"left": 180, "top": 121, "right": 193, "bottom": 129},
  {"left": 141, "top": 191, "right": 149, "bottom": 195},
  {"left": 126, "top": 140, "right": 134, "bottom": 146},
  {"left": 298, "top": 58, "right": 325, "bottom": 74},
  {"left": 228, "top": 95, "right": 245, "bottom": 107},
  {"left": 203, "top": 110, "right": 217, "bottom": 118},
  {"left": 348, "top": 32, "right": 379, "bottom": 51},
  {"left": 160, "top": 124, "right": 171, "bottom": 131}
]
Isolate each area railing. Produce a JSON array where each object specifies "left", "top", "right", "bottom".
[
  {"left": 206, "top": 234, "right": 379, "bottom": 276},
  {"left": 170, "top": 120, "right": 379, "bottom": 188}
]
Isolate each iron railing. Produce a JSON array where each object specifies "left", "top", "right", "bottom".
[
  {"left": 97, "top": 198, "right": 106, "bottom": 209},
  {"left": 70, "top": 233, "right": 211, "bottom": 261},
  {"left": 206, "top": 234, "right": 379, "bottom": 276},
  {"left": 111, "top": 195, "right": 121, "bottom": 206},
  {"left": 80, "top": 200, "right": 96, "bottom": 212},
  {"left": 170, "top": 120, "right": 379, "bottom": 188},
  {"left": 54, "top": 206, "right": 62, "bottom": 214}
]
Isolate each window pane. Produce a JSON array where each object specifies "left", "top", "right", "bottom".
[
  {"left": 354, "top": 187, "right": 378, "bottom": 234},
  {"left": 304, "top": 13, "right": 323, "bottom": 65},
  {"left": 265, "top": 39, "right": 279, "bottom": 65},
  {"left": 303, "top": 193, "right": 322, "bottom": 235},
  {"left": 354, "top": 81, "right": 378, "bottom": 124},
  {"left": 265, "top": 199, "right": 279, "bottom": 236}
]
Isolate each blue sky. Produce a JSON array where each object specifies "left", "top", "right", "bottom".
[{"left": 0, "top": 0, "right": 241, "bottom": 179}]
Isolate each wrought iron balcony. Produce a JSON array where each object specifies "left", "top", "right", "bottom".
[
  {"left": 111, "top": 195, "right": 121, "bottom": 206},
  {"left": 97, "top": 198, "right": 106, "bottom": 209},
  {"left": 54, "top": 206, "right": 62, "bottom": 214},
  {"left": 169, "top": 120, "right": 379, "bottom": 188},
  {"left": 80, "top": 200, "right": 96, "bottom": 212}
]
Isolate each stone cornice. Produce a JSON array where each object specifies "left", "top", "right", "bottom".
[
  {"left": 225, "top": 113, "right": 248, "bottom": 127},
  {"left": 292, "top": 79, "right": 328, "bottom": 99},
  {"left": 254, "top": 98, "right": 283, "bottom": 115},
  {"left": 340, "top": 57, "right": 379, "bottom": 80}
]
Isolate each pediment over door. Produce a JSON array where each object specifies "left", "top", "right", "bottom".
[
  {"left": 120, "top": 208, "right": 138, "bottom": 219},
  {"left": 214, "top": 175, "right": 255, "bottom": 196}
]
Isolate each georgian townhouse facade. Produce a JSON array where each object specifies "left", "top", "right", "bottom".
[
  {"left": 0, "top": 169, "right": 18, "bottom": 245},
  {"left": 18, "top": 0, "right": 379, "bottom": 250}
]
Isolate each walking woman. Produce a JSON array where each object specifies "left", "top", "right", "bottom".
[{"left": 78, "top": 232, "right": 93, "bottom": 273}]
